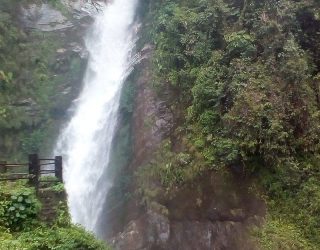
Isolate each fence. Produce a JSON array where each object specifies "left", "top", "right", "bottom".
[{"left": 0, "top": 154, "right": 63, "bottom": 190}]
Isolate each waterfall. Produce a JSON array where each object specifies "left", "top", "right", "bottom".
[{"left": 54, "top": 0, "right": 138, "bottom": 235}]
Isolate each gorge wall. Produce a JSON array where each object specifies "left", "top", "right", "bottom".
[
  {"left": 108, "top": 42, "right": 265, "bottom": 250},
  {"left": 107, "top": 0, "right": 320, "bottom": 249},
  {"left": 0, "top": 0, "right": 94, "bottom": 161}
]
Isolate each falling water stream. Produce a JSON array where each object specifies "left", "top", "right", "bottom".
[{"left": 54, "top": 0, "right": 138, "bottom": 235}]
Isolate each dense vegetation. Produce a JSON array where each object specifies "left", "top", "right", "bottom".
[
  {"left": 0, "top": 181, "right": 110, "bottom": 250},
  {"left": 138, "top": 0, "right": 320, "bottom": 248}
]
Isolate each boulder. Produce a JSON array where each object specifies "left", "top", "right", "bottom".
[{"left": 111, "top": 210, "right": 170, "bottom": 250}]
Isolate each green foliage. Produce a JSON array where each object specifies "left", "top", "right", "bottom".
[
  {"left": 151, "top": 0, "right": 320, "bottom": 171},
  {"left": 145, "top": 0, "right": 320, "bottom": 247},
  {"left": 38, "top": 176, "right": 65, "bottom": 193},
  {"left": 55, "top": 201, "right": 71, "bottom": 227},
  {"left": 16, "top": 226, "right": 109, "bottom": 250},
  {"left": 0, "top": 225, "right": 110, "bottom": 250},
  {"left": 0, "top": 182, "right": 40, "bottom": 231},
  {"left": 0, "top": 230, "right": 26, "bottom": 250},
  {"left": 21, "top": 129, "right": 48, "bottom": 155},
  {"left": 254, "top": 217, "right": 315, "bottom": 250},
  {"left": 224, "top": 31, "right": 256, "bottom": 60},
  {"left": 137, "top": 139, "right": 209, "bottom": 210},
  {"left": 0, "top": 8, "right": 57, "bottom": 157},
  {"left": 0, "top": 180, "right": 110, "bottom": 250},
  {"left": 151, "top": 0, "right": 228, "bottom": 92},
  {"left": 0, "top": 70, "right": 13, "bottom": 87},
  {"left": 46, "top": 0, "right": 70, "bottom": 16},
  {"left": 138, "top": 141, "right": 186, "bottom": 189},
  {"left": 51, "top": 183, "right": 65, "bottom": 193},
  {"left": 258, "top": 157, "right": 320, "bottom": 245}
]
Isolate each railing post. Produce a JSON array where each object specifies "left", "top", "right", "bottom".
[
  {"left": 55, "top": 156, "right": 63, "bottom": 183},
  {"left": 29, "top": 154, "right": 40, "bottom": 190},
  {"left": 0, "top": 161, "right": 7, "bottom": 174}
]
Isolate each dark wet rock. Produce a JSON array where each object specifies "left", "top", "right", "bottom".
[
  {"left": 130, "top": 67, "right": 162, "bottom": 167},
  {"left": 112, "top": 213, "right": 259, "bottom": 250},
  {"left": 112, "top": 220, "right": 146, "bottom": 250},
  {"left": 146, "top": 210, "right": 170, "bottom": 247},
  {"left": 153, "top": 101, "right": 173, "bottom": 137},
  {"left": 111, "top": 210, "right": 170, "bottom": 250},
  {"left": 169, "top": 220, "right": 257, "bottom": 250},
  {"left": 207, "top": 208, "right": 246, "bottom": 222},
  {"left": 126, "top": 44, "right": 174, "bottom": 172}
]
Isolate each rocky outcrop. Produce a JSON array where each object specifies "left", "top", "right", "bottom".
[
  {"left": 111, "top": 171, "right": 264, "bottom": 250},
  {"left": 12, "top": 98, "right": 40, "bottom": 118},
  {"left": 130, "top": 44, "right": 173, "bottom": 170},
  {"left": 168, "top": 220, "right": 257, "bottom": 250},
  {"left": 19, "top": 1, "right": 101, "bottom": 31},
  {"left": 111, "top": 210, "right": 170, "bottom": 250},
  {"left": 109, "top": 43, "right": 265, "bottom": 249},
  {"left": 20, "top": 3, "right": 73, "bottom": 31},
  {"left": 111, "top": 207, "right": 261, "bottom": 250},
  {"left": 0, "top": 0, "right": 96, "bottom": 160},
  {"left": 18, "top": 1, "right": 94, "bottom": 121}
]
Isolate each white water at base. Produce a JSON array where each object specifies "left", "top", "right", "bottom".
[{"left": 54, "top": 0, "right": 138, "bottom": 234}]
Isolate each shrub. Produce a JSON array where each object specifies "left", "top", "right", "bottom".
[
  {"left": 0, "top": 183, "right": 40, "bottom": 231},
  {"left": 17, "top": 226, "right": 109, "bottom": 250},
  {"left": 254, "top": 217, "right": 315, "bottom": 250},
  {"left": 224, "top": 31, "right": 257, "bottom": 60}
]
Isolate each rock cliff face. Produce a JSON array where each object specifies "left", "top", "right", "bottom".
[
  {"left": 109, "top": 43, "right": 266, "bottom": 249},
  {"left": 0, "top": 0, "right": 96, "bottom": 159},
  {"left": 19, "top": 0, "right": 93, "bottom": 117},
  {"left": 20, "top": 3, "right": 73, "bottom": 31}
]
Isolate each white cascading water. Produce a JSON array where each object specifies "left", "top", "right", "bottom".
[{"left": 54, "top": 0, "right": 138, "bottom": 234}]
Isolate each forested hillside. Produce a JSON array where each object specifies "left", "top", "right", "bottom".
[
  {"left": 1, "top": 0, "right": 320, "bottom": 249},
  {"left": 134, "top": 0, "right": 320, "bottom": 248}
]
